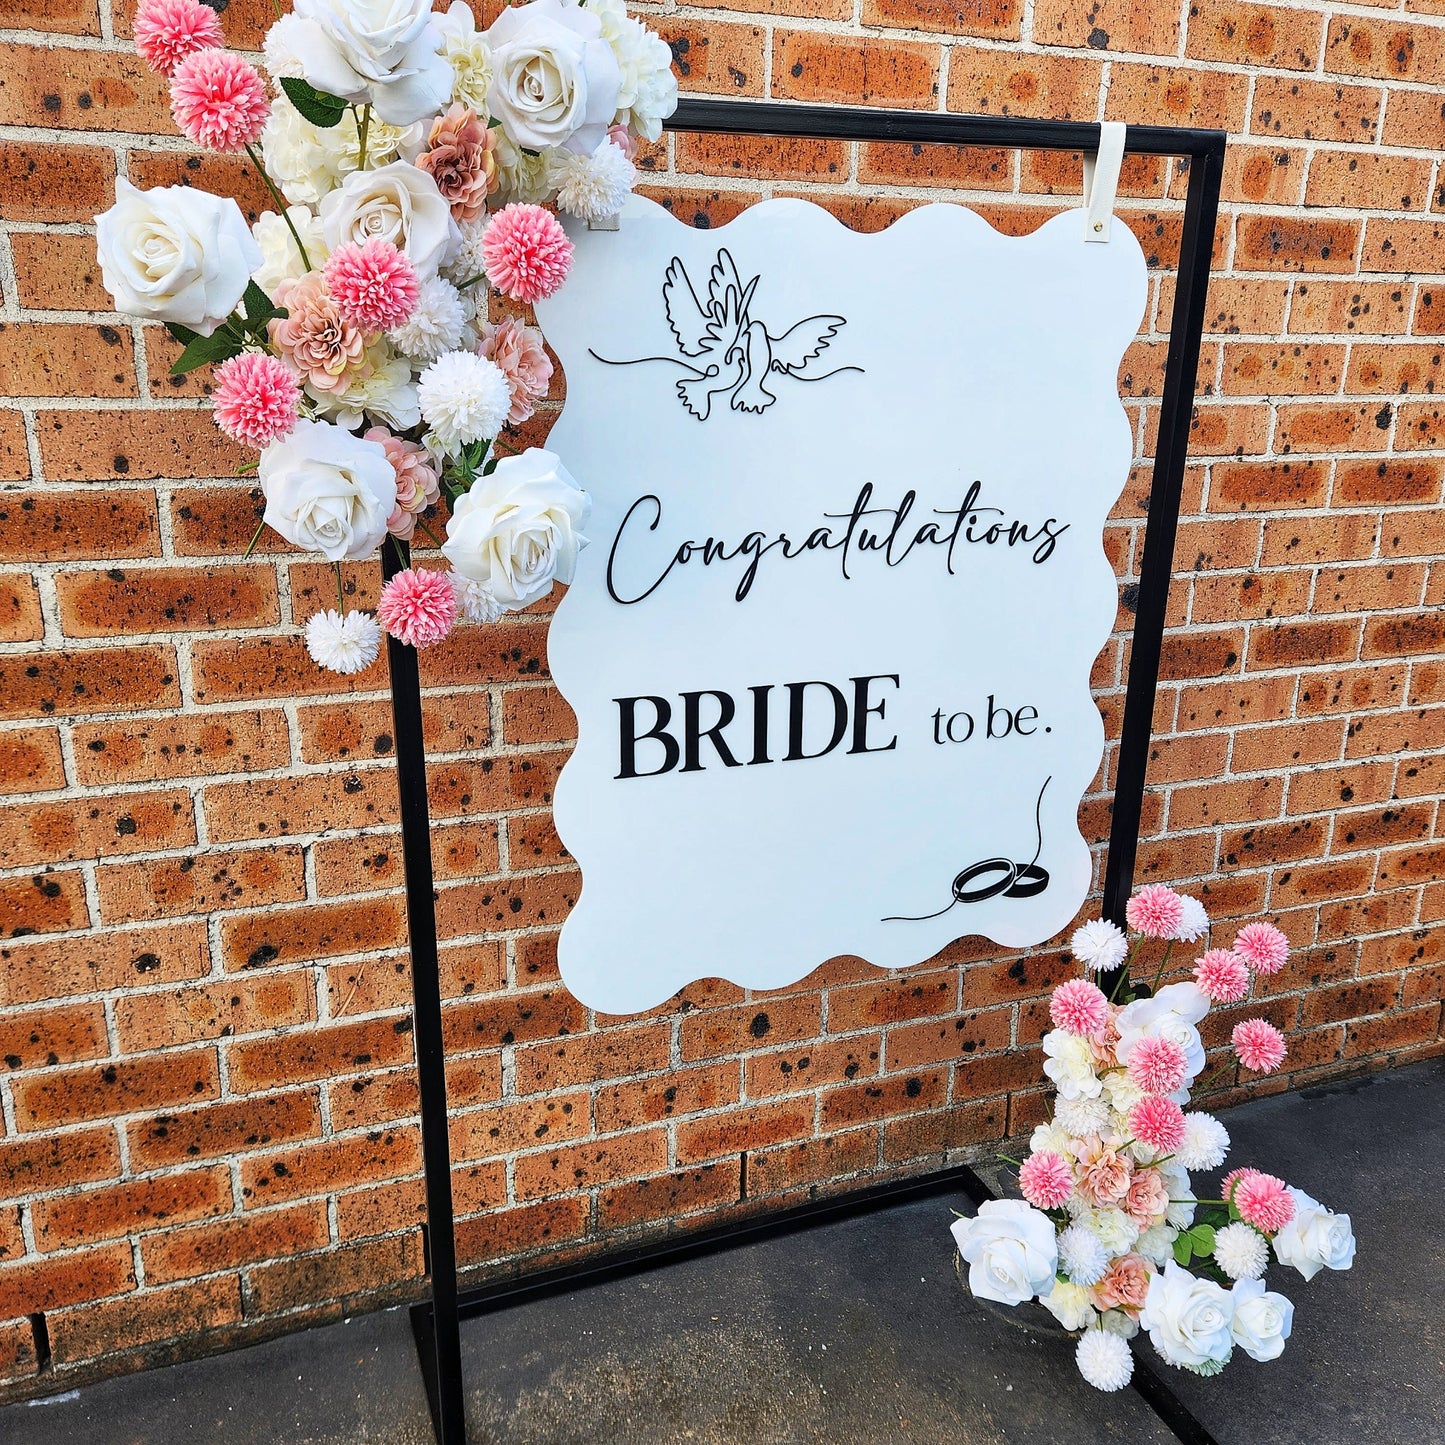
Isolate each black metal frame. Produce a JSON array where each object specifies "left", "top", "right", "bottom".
[{"left": 383, "top": 97, "right": 1226, "bottom": 1445}]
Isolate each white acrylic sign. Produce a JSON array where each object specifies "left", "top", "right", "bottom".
[{"left": 534, "top": 193, "right": 1147, "bottom": 1016}]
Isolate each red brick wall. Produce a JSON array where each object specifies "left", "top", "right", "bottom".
[{"left": 2, "top": 0, "right": 1445, "bottom": 1398}]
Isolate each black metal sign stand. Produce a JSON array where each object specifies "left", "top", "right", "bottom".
[{"left": 382, "top": 98, "right": 1225, "bottom": 1445}]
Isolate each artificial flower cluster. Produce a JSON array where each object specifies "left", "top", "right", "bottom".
[
  {"left": 952, "top": 886, "right": 1355, "bottom": 1392},
  {"left": 96, "top": 0, "right": 677, "bottom": 671}
]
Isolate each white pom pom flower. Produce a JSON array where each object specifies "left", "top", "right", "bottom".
[
  {"left": 1071, "top": 918, "right": 1129, "bottom": 973},
  {"left": 1173, "top": 893, "right": 1210, "bottom": 942},
  {"left": 1076, "top": 1329, "right": 1133, "bottom": 1392},
  {"left": 1055, "top": 1095, "right": 1112, "bottom": 1138},
  {"left": 1213, "top": 1222, "right": 1269, "bottom": 1282},
  {"left": 1057, "top": 1223, "right": 1109, "bottom": 1286},
  {"left": 389, "top": 277, "right": 467, "bottom": 363},
  {"left": 417, "top": 352, "right": 511, "bottom": 451},
  {"left": 304, "top": 608, "right": 381, "bottom": 674},
  {"left": 552, "top": 139, "right": 637, "bottom": 222},
  {"left": 1176, "top": 1112, "right": 1230, "bottom": 1171}
]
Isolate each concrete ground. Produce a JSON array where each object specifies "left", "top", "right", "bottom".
[{"left": 4, "top": 1057, "right": 1440, "bottom": 1445}]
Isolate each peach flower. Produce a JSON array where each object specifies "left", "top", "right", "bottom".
[
  {"left": 270, "top": 273, "right": 369, "bottom": 396},
  {"left": 1072, "top": 1135, "right": 1133, "bottom": 1208},
  {"left": 1123, "top": 1167, "right": 1170, "bottom": 1227},
  {"left": 478, "top": 318, "right": 553, "bottom": 425},
  {"left": 1091, "top": 1252, "right": 1152, "bottom": 1315},
  {"left": 418, "top": 103, "right": 496, "bottom": 225},
  {"left": 364, "top": 427, "right": 441, "bottom": 541},
  {"left": 1090, "top": 1007, "right": 1122, "bottom": 1069}
]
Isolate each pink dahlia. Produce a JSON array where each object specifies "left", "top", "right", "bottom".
[
  {"left": 1233, "top": 921, "right": 1290, "bottom": 975},
  {"left": 134, "top": 0, "right": 224, "bottom": 75},
  {"left": 1127, "top": 1095, "right": 1186, "bottom": 1154},
  {"left": 377, "top": 568, "right": 458, "bottom": 649},
  {"left": 169, "top": 47, "right": 269, "bottom": 153},
  {"left": 1233, "top": 1018, "right": 1287, "bottom": 1074},
  {"left": 1126, "top": 1036, "right": 1188, "bottom": 1096},
  {"left": 270, "top": 273, "right": 369, "bottom": 396},
  {"left": 478, "top": 318, "right": 553, "bottom": 425},
  {"left": 211, "top": 352, "right": 300, "bottom": 447},
  {"left": 480, "top": 203, "right": 573, "bottom": 304},
  {"left": 1019, "top": 1150, "right": 1073, "bottom": 1210},
  {"left": 1049, "top": 978, "right": 1109, "bottom": 1037},
  {"left": 1233, "top": 1171, "right": 1294, "bottom": 1233},
  {"left": 1195, "top": 947, "right": 1250, "bottom": 1003},
  {"left": 364, "top": 427, "right": 440, "bottom": 542},
  {"left": 1125, "top": 883, "right": 1185, "bottom": 939},
  {"left": 1123, "top": 1168, "right": 1170, "bottom": 1228},
  {"left": 324, "top": 240, "right": 419, "bottom": 333}
]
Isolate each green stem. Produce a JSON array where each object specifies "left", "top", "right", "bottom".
[
  {"left": 242, "top": 517, "right": 267, "bottom": 560},
  {"left": 389, "top": 535, "right": 409, "bottom": 570},
  {"left": 1150, "top": 940, "right": 1176, "bottom": 994},
  {"left": 414, "top": 517, "right": 445, "bottom": 549},
  {"left": 244, "top": 143, "right": 312, "bottom": 272},
  {"left": 357, "top": 104, "right": 371, "bottom": 170},
  {"left": 997, "top": 1154, "right": 1023, "bottom": 1167},
  {"left": 334, "top": 562, "right": 345, "bottom": 613},
  {"left": 454, "top": 273, "right": 484, "bottom": 292}
]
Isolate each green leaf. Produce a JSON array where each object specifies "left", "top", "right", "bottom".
[
  {"left": 165, "top": 321, "right": 201, "bottom": 346},
  {"left": 1188, "top": 1224, "right": 1217, "bottom": 1255},
  {"left": 1172, "top": 1236, "right": 1193, "bottom": 1267},
  {"left": 279, "top": 76, "right": 348, "bottom": 128},
  {"left": 169, "top": 329, "right": 242, "bottom": 376}
]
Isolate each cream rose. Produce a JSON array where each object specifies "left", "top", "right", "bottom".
[
  {"left": 1271, "top": 1188, "right": 1356, "bottom": 1281},
  {"left": 1229, "top": 1279, "right": 1293, "bottom": 1362},
  {"left": 485, "top": 0, "right": 621, "bottom": 154},
  {"left": 1139, "top": 1263, "right": 1235, "bottom": 1372},
  {"left": 284, "top": 0, "right": 452, "bottom": 127},
  {"left": 442, "top": 449, "right": 590, "bottom": 609},
  {"left": 259, "top": 419, "right": 397, "bottom": 562},
  {"left": 950, "top": 1200, "right": 1058, "bottom": 1307},
  {"left": 319, "top": 161, "right": 457, "bottom": 281},
  {"left": 95, "top": 180, "right": 261, "bottom": 336}
]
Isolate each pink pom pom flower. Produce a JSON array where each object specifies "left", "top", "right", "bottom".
[
  {"left": 377, "top": 568, "right": 459, "bottom": 649},
  {"left": 1233, "top": 921, "right": 1290, "bottom": 975},
  {"left": 1019, "top": 1150, "right": 1074, "bottom": 1210},
  {"left": 324, "top": 240, "right": 419, "bottom": 334},
  {"left": 1195, "top": 947, "right": 1250, "bottom": 1003},
  {"left": 1127, "top": 1095, "right": 1186, "bottom": 1154},
  {"left": 1049, "top": 978, "right": 1109, "bottom": 1037},
  {"left": 134, "top": 0, "right": 224, "bottom": 76},
  {"left": 480, "top": 203, "right": 574, "bottom": 304},
  {"left": 1232, "top": 1171, "right": 1295, "bottom": 1234},
  {"left": 211, "top": 352, "right": 301, "bottom": 447},
  {"left": 1233, "top": 1018, "right": 1287, "bottom": 1074},
  {"left": 170, "top": 47, "right": 269, "bottom": 153},
  {"left": 1125, "top": 883, "right": 1185, "bottom": 939},
  {"left": 1126, "top": 1036, "right": 1189, "bottom": 1096}
]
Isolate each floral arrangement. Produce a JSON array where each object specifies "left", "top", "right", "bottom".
[
  {"left": 952, "top": 885, "right": 1356, "bottom": 1392},
  {"left": 97, "top": 0, "right": 677, "bottom": 672}
]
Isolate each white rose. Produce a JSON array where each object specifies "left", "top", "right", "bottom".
[
  {"left": 1115, "top": 982, "right": 1210, "bottom": 1097},
  {"left": 950, "top": 1200, "right": 1058, "bottom": 1307},
  {"left": 1139, "top": 1263, "right": 1234, "bottom": 1372},
  {"left": 1041, "top": 1281, "right": 1095, "bottom": 1332},
  {"left": 320, "top": 161, "right": 458, "bottom": 282},
  {"left": 1229, "top": 1279, "right": 1293, "bottom": 1362},
  {"left": 442, "top": 449, "right": 591, "bottom": 609},
  {"left": 259, "top": 419, "right": 397, "bottom": 562},
  {"left": 1271, "top": 1188, "right": 1355, "bottom": 1281},
  {"left": 252, "top": 206, "right": 330, "bottom": 295},
  {"left": 485, "top": 0, "right": 621, "bottom": 153},
  {"left": 285, "top": 0, "right": 453, "bottom": 126},
  {"left": 1042, "top": 1031, "right": 1102, "bottom": 1101},
  {"left": 433, "top": 1, "right": 493, "bottom": 112},
  {"left": 95, "top": 179, "right": 261, "bottom": 337}
]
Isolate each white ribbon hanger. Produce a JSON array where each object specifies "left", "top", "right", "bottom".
[{"left": 1082, "top": 121, "right": 1127, "bottom": 243}]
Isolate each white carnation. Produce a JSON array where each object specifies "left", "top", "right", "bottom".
[
  {"left": 310, "top": 343, "right": 420, "bottom": 433},
  {"left": 1099, "top": 1309, "right": 1140, "bottom": 1340},
  {"left": 251, "top": 206, "right": 329, "bottom": 296},
  {"left": 1176, "top": 1112, "right": 1230, "bottom": 1171},
  {"left": 262, "top": 96, "right": 419, "bottom": 208},
  {"left": 1158, "top": 1161, "right": 1196, "bottom": 1230},
  {"left": 1054, "top": 1096, "right": 1112, "bottom": 1138},
  {"left": 1078, "top": 1206, "right": 1139, "bottom": 1256},
  {"left": 551, "top": 138, "right": 636, "bottom": 222},
  {"left": 491, "top": 132, "right": 555, "bottom": 206},
  {"left": 1102, "top": 1069, "right": 1145, "bottom": 1116},
  {"left": 1136, "top": 1224, "right": 1176, "bottom": 1268},
  {"left": 305, "top": 609, "right": 382, "bottom": 674},
  {"left": 588, "top": 0, "right": 677, "bottom": 142},
  {"left": 1042, "top": 1031, "right": 1102, "bottom": 1102},
  {"left": 1029, "top": 1121, "right": 1072, "bottom": 1159},
  {"left": 418, "top": 351, "right": 511, "bottom": 450},
  {"left": 1173, "top": 893, "right": 1210, "bottom": 942},
  {"left": 1057, "top": 1223, "right": 1109, "bottom": 1287},
  {"left": 1212, "top": 1222, "right": 1268, "bottom": 1282},
  {"left": 1071, "top": 918, "right": 1128, "bottom": 973},
  {"left": 263, "top": 13, "right": 310, "bottom": 79},
  {"left": 389, "top": 277, "right": 467, "bottom": 362},
  {"left": 1041, "top": 1281, "right": 1095, "bottom": 1332},
  {"left": 1076, "top": 1329, "right": 1132, "bottom": 1392},
  {"left": 433, "top": 1, "right": 493, "bottom": 112}
]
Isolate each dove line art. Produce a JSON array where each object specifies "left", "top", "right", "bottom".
[{"left": 589, "top": 247, "right": 863, "bottom": 420}]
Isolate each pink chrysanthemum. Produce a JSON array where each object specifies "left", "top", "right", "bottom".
[
  {"left": 480, "top": 204, "right": 574, "bottom": 304},
  {"left": 1232, "top": 1018, "right": 1287, "bottom": 1074},
  {"left": 169, "top": 47, "right": 269, "bottom": 153},
  {"left": 134, "top": 0, "right": 224, "bottom": 75},
  {"left": 1233, "top": 921, "right": 1290, "bottom": 975},
  {"left": 211, "top": 352, "right": 300, "bottom": 447},
  {"left": 1127, "top": 1095, "right": 1186, "bottom": 1153},
  {"left": 1125, "top": 883, "right": 1185, "bottom": 939},
  {"left": 1019, "top": 1150, "right": 1074, "bottom": 1210},
  {"left": 1221, "top": 1167, "right": 1260, "bottom": 1201},
  {"left": 1127, "top": 1036, "right": 1189, "bottom": 1096},
  {"left": 1049, "top": 978, "right": 1110, "bottom": 1037},
  {"left": 1195, "top": 947, "right": 1250, "bottom": 1003},
  {"left": 1233, "top": 1171, "right": 1295, "bottom": 1233},
  {"left": 323, "top": 240, "right": 419, "bottom": 333},
  {"left": 376, "top": 568, "right": 459, "bottom": 649}
]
